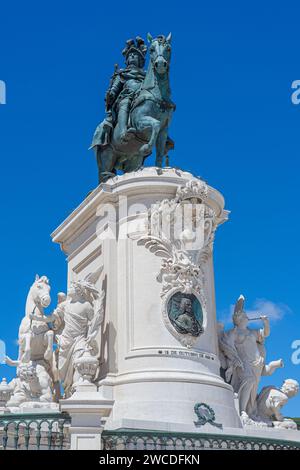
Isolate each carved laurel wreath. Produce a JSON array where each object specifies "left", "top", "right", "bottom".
[{"left": 194, "top": 402, "right": 223, "bottom": 429}]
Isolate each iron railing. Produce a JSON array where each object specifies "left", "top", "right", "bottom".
[
  {"left": 1, "top": 415, "right": 300, "bottom": 450},
  {"left": 0, "top": 412, "right": 71, "bottom": 450},
  {"left": 101, "top": 429, "right": 300, "bottom": 451}
]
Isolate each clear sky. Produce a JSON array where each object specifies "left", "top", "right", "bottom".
[{"left": 1, "top": 1, "right": 300, "bottom": 417}]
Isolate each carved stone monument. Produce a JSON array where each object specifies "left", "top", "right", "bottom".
[
  {"left": 52, "top": 168, "right": 241, "bottom": 430},
  {"left": 1, "top": 33, "right": 299, "bottom": 449},
  {"left": 50, "top": 33, "right": 300, "bottom": 444}
]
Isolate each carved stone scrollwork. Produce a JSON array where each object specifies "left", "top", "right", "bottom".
[
  {"left": 175, "top": 179, "right": 209, "bottom": 204},
  {"left": 138, "top": 179, "right": 219, "bottom": 346}
]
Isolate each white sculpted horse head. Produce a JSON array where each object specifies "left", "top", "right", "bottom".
[
  {"left": 25, "top": 274, "right": 51, "bottom": 316},
  {"left": 17, "top": 275, "right": 52, "bottom": 363}
]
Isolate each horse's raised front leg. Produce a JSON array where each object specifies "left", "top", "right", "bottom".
[
  {"left": 155, "top": 127, "right": 168, "bottom": 167},
  {"left": 22, "top": 333, "right": 32, "bottom": 363},
  {"left": 137, "top": 117, "right": 161, "bottom": 157},
  {"left": 96, "top": 146, "right": 117, "bottom": 183}
]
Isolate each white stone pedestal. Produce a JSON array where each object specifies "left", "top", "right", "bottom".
[
  {"left": 60, "top": 386, "right": 114, "bottom": 450},
  {"left": 52, "top": 167, "right": 241, "bottom": 432}
]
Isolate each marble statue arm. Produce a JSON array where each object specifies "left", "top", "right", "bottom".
[
  {"left": 259, "top": 316, "right": 270, "bottom": 340},
  {"left": 29, "top": 312, "right": 56, "bottom": 323},
  {"left": 262, "top": 359, "right": 284, "bottom": 376},
  {"left": 5, "top": 355, "right": 19, "bottom": 367},
  {"left": 51, "top": 306, "right": 65, "bottom": 332},
  {"left": 29, "top": 300, "right": 65, "bottom": 326}
]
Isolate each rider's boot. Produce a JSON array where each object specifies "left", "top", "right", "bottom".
[{"left": 118, "top": 105, "right": 130, "bottom": 143}]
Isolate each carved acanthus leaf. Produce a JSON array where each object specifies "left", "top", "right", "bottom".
[
  {"left": 137, "top": 180, "right": 221, "bottom": 299},
  {"left": 175, "top": 179, "right": 208, "bottom": 203},
  {"left": 137, "top": 235, "right": 174, "bottom": 260}
]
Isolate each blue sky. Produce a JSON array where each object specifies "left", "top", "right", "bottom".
[{"left": 1, "top": 1, "right": 300, "bottom": 416}]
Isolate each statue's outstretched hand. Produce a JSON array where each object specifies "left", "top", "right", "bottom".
[
  {"left": 5, "top": 355, "right": 19, "bottom": 367},
  {"left": 260, "top": 315, "right": 268, "bottom": 321}
]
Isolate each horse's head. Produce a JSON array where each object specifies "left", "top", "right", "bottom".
[
  {"left": 147, "top": 33, "right": 172, "bottom": 75},
  {"left": 30, "top": 274, "right": 51, "bottom": 309}
]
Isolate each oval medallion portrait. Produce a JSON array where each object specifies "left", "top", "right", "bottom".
[{"left": 167, "top": 292, "right": 204, "bottom": 337}]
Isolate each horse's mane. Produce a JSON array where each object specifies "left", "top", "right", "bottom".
[
  {"left": 25, "top": 287, "right": 35, "bottom": 318},
  {"left": 140, "top": 59, "right": 156, "bottom": 91},
  {"left": 140, "top": 55, "right": 171, "bottom": 98}
]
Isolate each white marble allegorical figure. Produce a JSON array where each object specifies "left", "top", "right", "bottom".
[
  {"left": 256, "top": 379, "right": 299, "bottom": 429},
  {"left": 55, "top": 268, "right": 105, "bottom": 397},
  {"left": 5, "top": 275, "right": 58, "bottom": 408},
  {"left": 7, "top": 362, "right": 53, "bottom": 408},
  {"left": 218, "top": 295, "right": 283, "bottom": 420}
]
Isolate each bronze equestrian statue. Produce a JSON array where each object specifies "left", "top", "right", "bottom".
[{"left": 90, "top": 33, "right": 175, "bottom": 183}]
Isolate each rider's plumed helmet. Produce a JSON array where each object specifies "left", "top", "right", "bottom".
[{"left": 122, "top": 36, "right": 147, "bottom": 67}]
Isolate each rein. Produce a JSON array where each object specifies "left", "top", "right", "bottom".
[
  {"left": 30, "top": 305, "right": 37, "bottom": 329},
  {"left": 131, "top": 89, "right": 175, "bottom": 114},
  {"left": 130, "top": 56, "right": 174, "bottom": 114}
]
